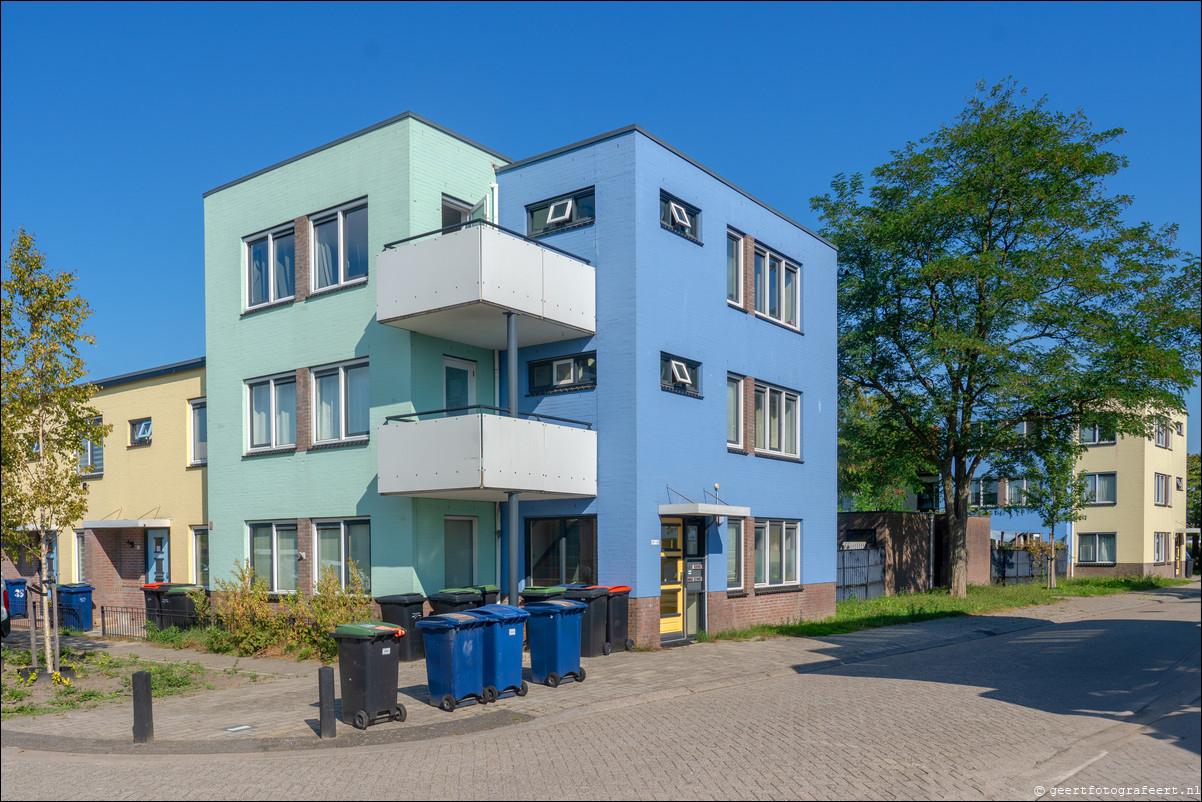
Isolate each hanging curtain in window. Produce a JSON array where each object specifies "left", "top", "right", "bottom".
[
  {"left": 314, "top": 219, "right": 338, "bottom": 288},
  {"left": 316, "top": 372, "right": 340, "bottom": 440},
  {"left": 275, "top": 381, "right": 296, "bottom": 446},
  {"left": 274, "top": 232, "right": 295, "bottom": 299},
  {"left": 346, "top": 366, "right": 369, "bottom": 436}
]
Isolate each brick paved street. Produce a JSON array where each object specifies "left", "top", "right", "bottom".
[{"left": 2, "top": 584, "right": 1198, "bottom": 800}]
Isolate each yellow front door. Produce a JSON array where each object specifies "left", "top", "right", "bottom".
[{"left": 660, "top": 519, "right": 684, "bottom": 636}]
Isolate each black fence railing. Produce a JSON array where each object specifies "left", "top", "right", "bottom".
[
  {"left": 385, "top": 403, "right": 593, "bottom": 430},
  {"left": 381, "top": 218, "right": 591, "bottom": 265}
]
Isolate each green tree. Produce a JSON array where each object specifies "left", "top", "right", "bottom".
[
  {"left": 1187, "top": 453, "right": 1200, "bottom": 531},
  {"left": 813, "top": 80, "right": 1201, "bottom": 596},
  {"left": 839, "top": 381, "right": 934, "bottom": 511},
  {"left": 1, "top": 229, "right": 108, "bottom": 669}
]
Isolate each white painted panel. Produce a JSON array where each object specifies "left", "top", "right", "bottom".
[
  {"left": 479, "top": 227, "right": 542, "bottom": 317},
  {"left": 542, "top": 249, "right": 597, "bottom": 332},
  {"left": 376, "top": 229, "right": 481, "bottom": 322},
  {"left": 377, "top": 416, "right": 483, "bottom": 495},
  {"left": 541, "top": 420, "right": 598, "bottom": 496}
]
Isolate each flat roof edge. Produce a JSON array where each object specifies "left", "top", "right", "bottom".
[
  {"left": 203, "top": 112, "right": 512, "bottom": 198},
  {"left": 498, "top": 125, "right": 836, "bottom": 251},
  {"left": 90, "top": 357, "right": 205, "bottom": 390}
]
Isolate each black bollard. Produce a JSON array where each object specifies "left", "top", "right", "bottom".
[
  {"left": 318, "top": 666, "right": 336, "bottom": 739},
  {"left": 132, "top": 670, "right": 153, "bottom": 743}
]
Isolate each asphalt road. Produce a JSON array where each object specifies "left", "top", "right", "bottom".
[{"left": 2, "top": 586, "right": 1199, "bottom": 801}]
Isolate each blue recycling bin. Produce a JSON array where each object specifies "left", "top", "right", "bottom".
[
  {"left": 414, "top": 612, "right": 487, "bottom": 711},
  {"left": 56, "top": 583, "right": 94, "bottom": 632},
  {"left": 5, "top": 578, "right": 28, "bottom": 617},
  {"left": 464, "top": 604, "right": 530, "bottom": 700},
  {"left": 524, "top": 599, "right": 587, "bottom": 687}
]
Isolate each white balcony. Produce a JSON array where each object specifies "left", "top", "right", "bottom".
[
  {"left": 376, "top": 223, "right": 595, "bottom": 349},
  {"left": 377, "top": 412, "right": 597, "bottom": 501}
]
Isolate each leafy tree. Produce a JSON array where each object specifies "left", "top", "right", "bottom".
[
  {"left": 1, "top": 229, "right": 108, "bottom": 669},
  {"left": 1188, "top": 453, "right": 1200, "bottom": 531},
  {"left": 813, "top": 80, "right": 1201, "bottom": 596},
  {"left": 839, "top": 381, "right": 934, "bottom": 511}
]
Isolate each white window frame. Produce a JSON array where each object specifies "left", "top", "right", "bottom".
[
  {"left": 969, "top": 478, "right": 1000, "bottom": 508},
  {"left": 1153, "top": 532, "right": 1169, "bottom": 564},
  {"left": 753, "top": 519, "right": 801, "bottom": 588},
  {"left": 670, "top": 360, "right": 692, "bottom": 385},
  {"left": 1079, "top": 424, "right": 1115, "bottom": 445},
  {"left": 130, "top": 418, "right": 152, "bottom": 446},
  {"left": 545, "top": 199, "right": 574, "bottom": 225},
  {"left": 246, "top": 373, "right": 297, "bottom": 451},
  {"left": 75, "top": 529, "right": 86, "bottom": 583},
  {"left": 1153, "top": 472, "right": 1171, "bottom": 506},
  {"left": 1077, "top": 532, "right": 1116, "bottom": 565},
  {"left": 1083, "top": 472, "right": 1117, "bottom": 505},
  {"left": 244, "top": 224, "right": 296, "bottom": 310},
  {"left": 192, "top": 526, "right": 209, "bottom": 587},
  {"left": 313, "top": 518, "right": 371, "bottom": 592},
  {"left": 311, "top": 359, "right": 370, "bottom": 445},
  {"left": 553, "top": 358, "right": 575, "bottom": 386},
  {"left": 753, "top": 246, "right": 801, "bottom": 330},
  {"left": 189, "top": 398, "right": 207, "bottom": 466},
  {"left": 79, "top": 416, "right": 103, "bottom": 477},
  {"left": 753, "top": 382, "right": 801, "bottom": 458},
  {"left": 669, "top": 201, "right": 691, "bottom": 228},
  {"left": 1154, "top": 421, "right": 1171, "bottom": 449},
  {"left": 727, "top": 231, "right": 743, "bottom": 307},
  {"left": 311, "top": 200, "right": 368, "bottom": 292},
  {"left": 726, "top": 518, "right": 743, "bottom": 590},
  {"left": 727, "top": 374, "right": 743, "bottom": 448},
  {"left": 249, "top": 521, "right": 298, "bottom": 593}
]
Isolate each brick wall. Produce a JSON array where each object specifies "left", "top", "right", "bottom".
[
  {"left": 629, "top": 595, "right": 661, "bottom": 648},
  {"left": 295, "top": 367, "right": 312, "bottom": 452},
  {"left": 740, "top": 378, "right": 756, "bottom": 454},
  {"left": 741, "top": 234, "right": 756, "bottom": 314},
  {"left": 84, "top": 528, "right": 149, "bottom": 609},
  {"left": 293, "top": 216, "right": 309, "bottom": 302}
]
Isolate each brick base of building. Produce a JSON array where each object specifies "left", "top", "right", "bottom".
[{"left": 1073, "top": 562, "right": 1178, "bottom": 578}]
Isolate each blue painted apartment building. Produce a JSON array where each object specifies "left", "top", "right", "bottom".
[{"left": 208, "top": 114, "right": 836, "bottom": 646}]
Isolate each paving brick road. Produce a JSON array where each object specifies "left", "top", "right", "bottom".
[{"left": 2, "top": 584, "right": 1198, "bottom": 800}]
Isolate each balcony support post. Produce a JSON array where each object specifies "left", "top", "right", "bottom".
[{"left": 506, "top": 311, "right": 520, "bottom": 605}]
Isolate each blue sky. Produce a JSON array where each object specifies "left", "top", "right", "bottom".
[{"left": 2, "top": 1, "right": 1199, "bottom": 449}]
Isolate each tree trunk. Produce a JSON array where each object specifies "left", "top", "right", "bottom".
[
  {"left": 944, "top": 473, "right": 969, "bottom": 598},
  {"left": 39, "top": 532, "right": 53, "bottom": 670}
]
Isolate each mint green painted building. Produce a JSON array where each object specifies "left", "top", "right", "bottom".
[{"left": 202, "top": 113, "right": 507, "bottom": 595}]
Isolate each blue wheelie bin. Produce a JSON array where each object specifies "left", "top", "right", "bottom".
[
  {"left": 56, "top": 583, "right": 94, "bottom": 632},
  {"left": 464, "top": 604, "right": 530, "bottom": 701},
  {"left": 524, "top": 599, "right": 587, "bottom": 687},
  {"left": 415, "top": 613, "right": 487, "bottom": 711},
  {"left": 4, "top": 578, "right": 28, "bottom": 617}
]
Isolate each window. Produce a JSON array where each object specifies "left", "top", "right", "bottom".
[
  {"left": 75, "top": 530, "right": 85, "bottom": 582},
  {"left": 444, "top": 517, "right": 476, "bottom": 588},
  {"left": 190, "top": 400, "right": 207, "bottom": 465},
  {"left": 129, "top": 418, "right": 152, "bottom": 446},
  {"left": 527, "top": 188, "right": 595, "bottom": 237},
  {"left": 312, "top": 361, "right": 369, "bottom": 443},
  {"left": 753, "top": 246, "right": 800, "bottom": 329},
  {"left": 250, "top": 521, "right": 298, "bottom": 592},
  {"left": 79, "top": 416, "right": 103, "bottom": 476},
  {"left": 969, "top": 478, "right": 1000, "bottom": 508},
  {"left": 1174, "top": 422, "right": 1183, "bottom": 436},
  {"left": 441, "top": 195, "right": 471, "bottom": 230},
  {"left": 529, "top": 352, "right": 596, "bottom": 395},
  {"left": 727, "top": 375, "right": 743, "bottom": 447},
  {"left": 1154, "top": 473, "right": 1171, "bottom": 506},
  {"left": 526, "top": 517, "right": 597, "bottom": 586},
  {"left": 726, "top": 519, "right": 743, "bottom": 590},
  {"left": 1077, "top": 532, "right": 1116, "bottom": 564},
  {"left": 1177, "top": 476, "right": 1185, "bottom": 491},
  {"left": 659, "top": 192, "right": 701, "bottom": 243},
  {"left": 312, "top": 202, "right": 368, "bottom": 291},
  {"left": 753, "top": 520, "right": 800, "bottom": 587},
  {"left": 726, "top": 231, "right": 742, "bottom": 305},
  {"left": 193, "top": 526, "right": 209, "bottom": 587},
  {"left": 247, "top": 374, "right": 296, "bottom": 451},
  {"left": 1079, "top": 423, "right": 1115, "bottom": 445},
  {"left": 753, "top": 383, "right": 800, "bottom": 458},
  {"left": 316, "top": 519, "right": 370, "bottom": 592},
  {"left": 1005, "top": 478, "right": 1039, "bottom": 507},
  {"left": 660, "top": 353, "right": 701, "bottom": 397},
  {"left": 246, "top": 226, "right": 295, "bottom": 308},
  {"left": 1153, "top": 532, "right": 1169, "bottom": 564},
  {"left": 1154, "top": 421, "right": 1171, "bottom": 448},
  {"left": 1083, "top": 472, "right": 1117, "bottom": 504}
]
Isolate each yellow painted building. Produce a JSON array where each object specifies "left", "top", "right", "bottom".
[
  {"left": 1074, "top": 413, "right": 1190, "bottom": 577},
  {"left": 61, "top": 359, "right": 208, "bottom": 610}
]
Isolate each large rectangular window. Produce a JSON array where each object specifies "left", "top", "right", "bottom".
[
  {"left": 190, "top": 399, "right": 207, "bottom": 465},
  {"left": 312, "top": 202, "right": 368, "bottom": 291},
  {"left": 1154, "top": 421, "right": 1172, "bottom": 449},
  {"left": 1077, "top": 532, "right": 1116, "bottom": 565},
  {"left": 752, "top": 246, "right": 800, "bottom": 329},
  {"left": 527, "top": 188, "right": 595, "bottom": 237},
  {"left": 1153, "top": 532, "right": 1169, "bottom": 564},
  {"left": 528, "top": 352, "right": 596, "bottom": 395},
  {"left": 969, "top": 478, "right": 1000, "bottom": 508},
  {"left": 726, "top": 232, "right": 742, "bottom": 305},
  {"left": 1154, "top": 473, "right": 1171, "bottom": 506},
  {"left": 79, "top": 416, "right": 104, "bottom": 476},
  {"left": 1079, "top": 423, "right": 1115, "bottom": 445},
  {"left": 247, "top": 374, "right": 296, "bottom": 451},
  {"left": 246, "top": 226, "right": 295, "bottom": 309},
  {"left": 250, "top": 521, "right": 298, "bottom": 592},
  {"left": 753, "top": 520, "right": 800, "bottom": 587},
  {"left": 313, "top": 361, "right": 369, "bottom": 444},
  {"left": 316, "top": 519, "right": 370, "bottom": 592},
  {"left": 726, "top": 519, "right": 743, "bottom": 590},
  {"left": 754, "top": 383, "right": 800, "bottom": 458},
  {"left": 1083, "top": 472, "right": 1117, "bottom": 505},
  {"left": 526, "top": 517, "right": 597, "bottom": 586},
  {"left": 727, "top": 375, "right": 742, "bottom": 447}
]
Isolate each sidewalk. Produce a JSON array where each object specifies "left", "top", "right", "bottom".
[{"left": 2, "top": 584, "right": 1196, "bottom": 755}]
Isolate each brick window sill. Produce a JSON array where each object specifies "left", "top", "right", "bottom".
[{"left": 753, "top": 584, "right": 804, "bottom": 595}]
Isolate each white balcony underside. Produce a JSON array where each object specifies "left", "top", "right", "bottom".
[
  {"left": 378, "top": 414, "right": 597, "bottom": 502},
  {"left": 376, "top": 225, "right": 595, "bottom": 350}
]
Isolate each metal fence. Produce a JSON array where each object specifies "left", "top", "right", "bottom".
[
  {"left": 836, "top": 547, "right": 886, "bottom": 602},
  {"left": 97, "top": 606, "right": 208, "bottom": 639},
  {"left": 991, "top": 549, "right": 1068, "bottom": 585}
]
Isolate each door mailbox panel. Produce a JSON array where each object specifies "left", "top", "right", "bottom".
[{"left": 684, "top": 560, "right": 705, "bottom": 592}]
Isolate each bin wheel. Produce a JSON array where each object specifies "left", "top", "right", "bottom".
[
  {"left": 482, "top": 686, "right": 498, "bottom": 704},
  {"left": 393, "top": 705, "right": 407, "bottom": 723},
  {"left": 577, "top": 667, "right": 586, "bottom": 682},
  {"left": 352, "top": 710, "right": 369, "bottom": 730},
  {"left": 602, "top": 642, "right": 612, "bottom": 656},
  {"left": 546, "top": 672, "right": 560, "bottom": 688},
  {"left": 439, "top": 694, "right": 456, "bottom": 712},
  {"left": 516, "top": 680, "right": 529, "bottom": 697},
  {"left": 625, "top": 639, "right": 634, "bottom": 651}
]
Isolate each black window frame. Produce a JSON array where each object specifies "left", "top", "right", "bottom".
[
  {"left": 527, "top": 187, "right": 596, "bottom": 238},
  {"left": 660, "top": 352, "right": 702, "bottom": 398},
  {"left": 525, "top": 516, "right": 598, "bottom": 587},
  {"left": 528, "top": 352, "right": 597, "bottom": 395},
  {"left": 659, "top": 191, "right": 702, "bottom": 244}
]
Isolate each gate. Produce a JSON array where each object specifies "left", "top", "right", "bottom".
[{"left": 837, "top": 546, "right": 885, "bottom": 601}]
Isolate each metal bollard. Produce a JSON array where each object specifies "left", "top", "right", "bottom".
[
  {"left": 132, "top": 670, "right": 153, "bottom": 743},
  {"left": 318, "top": 665, "right": 336, "bottom": 739}
]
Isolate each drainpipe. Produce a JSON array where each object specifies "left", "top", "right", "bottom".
[
  {"left": 506, "top": 311, "right": 520, "bottom": 606},
  {"left": 928, "top": 511, "right": 935, "bottom": 591}
]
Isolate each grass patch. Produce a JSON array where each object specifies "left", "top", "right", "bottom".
[{"left": 700, "top": 575, "right": 1192, "bottom": 642}]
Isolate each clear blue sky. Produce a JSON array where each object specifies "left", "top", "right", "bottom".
[{"left": 3, "top": 1, "right": 1199, "bottom": 448}]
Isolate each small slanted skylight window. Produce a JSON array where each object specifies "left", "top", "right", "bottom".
[
  {"left": 659, "top": 192, "right": 701, "bottom": 243},
  {"left": 669, "top": 202, "right": 691, "bottom": 228},
  {"left": 130, "top": 418, "right": 153, "bottom": 446},
  {"left": 546, "top": 199, "right": 574, "bottom": 225},
  {"left": 553, "top": 358, "right": 575, "bottom": 386},
  {"left": 527, "top": 188, "right": 595, "bottom": 237},
  {"left": 660, "top": 352, "right": 702, "bottom": 397},
  {"left": 670, "top": 360, "right": 692, "bottom": 385}
]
